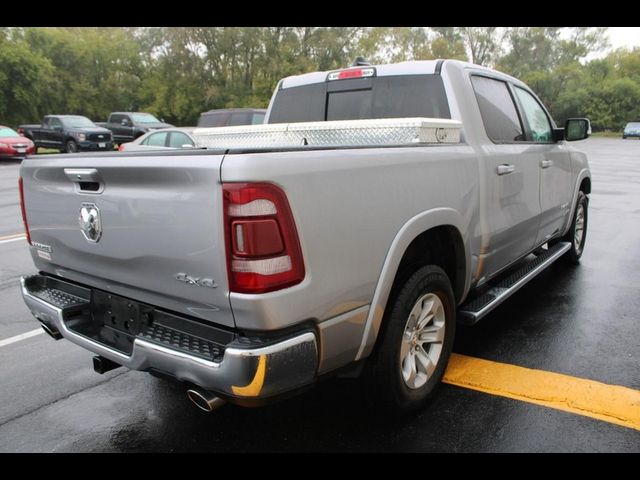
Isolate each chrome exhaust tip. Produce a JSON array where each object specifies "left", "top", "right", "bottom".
[
  {"left": 40, "top": 322, "right": 62, "bottom": 340},
  {"left": 186, "top": 389, "right": 226, "bottom": 412}
]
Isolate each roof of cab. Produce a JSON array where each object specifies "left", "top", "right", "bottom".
[{"left": 279, "top": 59, "right": 523, "bottom": 90}]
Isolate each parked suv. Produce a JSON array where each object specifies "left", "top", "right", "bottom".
[{"left": 197, "top": 108, "right": 266, "bottom": 128}]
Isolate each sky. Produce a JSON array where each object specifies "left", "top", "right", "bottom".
[{"left": 604, "top": 27, "right": 640, "bottom": 52}]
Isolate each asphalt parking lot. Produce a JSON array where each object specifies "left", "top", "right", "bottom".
[{"left": 0, "top": 137, "right": 638, "bottom": 452}]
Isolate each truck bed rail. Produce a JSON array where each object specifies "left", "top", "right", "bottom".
[{"left": 193, "top": 117, "right": 462, "bottom": 149}]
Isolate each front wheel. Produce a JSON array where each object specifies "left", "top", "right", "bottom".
[
  {"left": 562, "top": 191, "right": 588, "bottom": 264},
  {"left": 65, "top": 140, "right": 78, "bottom": 153},
  {"left": 365, "top": 265, "right": 455, "bottom": 414}
]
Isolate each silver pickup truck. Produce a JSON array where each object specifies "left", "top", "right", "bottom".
[{"left": 18, "top": 59, "right": 591, "bottom": 414}]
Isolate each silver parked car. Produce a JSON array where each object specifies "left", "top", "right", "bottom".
[
  {"left": 118, "top": 127, "right": 198, "bottom": 151},
  {"left": 622, "top": 121, "right": 640, "bottom": 139}
]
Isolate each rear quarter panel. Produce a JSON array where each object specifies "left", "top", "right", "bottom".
[{"left": 222, "top": 145, "right": 478, "bottom": 331}]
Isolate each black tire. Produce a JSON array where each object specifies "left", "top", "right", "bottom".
[
  {"left": 365, "top": 265, "right": 456, "bottom": 415},
  {"left": 562, "top": 190, "right": 588, "bottom": 264},
  {"left": 623, "top": 135, "right": 627, "bottom": 139},
  {"left": 65, "top": 140, "right": 78, "bottom": 153}
]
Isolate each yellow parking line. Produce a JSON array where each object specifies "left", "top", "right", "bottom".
[{"left": 443, "top": 353, "right": 640, "bottom": 431}]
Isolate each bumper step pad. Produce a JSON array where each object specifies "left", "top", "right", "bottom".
[{"left": 140, "top": 323, "right": 225, "bottom": 362}]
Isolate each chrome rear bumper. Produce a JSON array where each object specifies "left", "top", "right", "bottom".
[{"left": 21, "top": 274, "right": 318, "bottom": 400}]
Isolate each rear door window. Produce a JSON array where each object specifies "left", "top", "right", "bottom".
[
  {"left": 229, "top": 112, "right": 252, "bottom": 126},
  {"left": 471, "top": 75, "right": 524, "bottom": 143},
  {"left": 251, "top": 112, "right": 265, "bottom": 124},
  {"left": 168, "top": 132, "right": 194, "bottom": 148},
  {"left": 199, "top": 112, "right": 229, "bottom": 128},
  {"left": 146, "top": 132, "right": 168, "bottom": 147}
]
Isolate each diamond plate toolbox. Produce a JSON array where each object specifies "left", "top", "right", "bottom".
[{"left": 193, "top": 117, "right": 462, "bottom": 149}]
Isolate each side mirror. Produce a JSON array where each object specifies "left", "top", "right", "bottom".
[{"left": 564, "top": 118, "right": 591, "bottom": 141}]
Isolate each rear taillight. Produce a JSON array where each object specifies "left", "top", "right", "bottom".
[
  {"left": 18, "top": 177, "right": 32, "bottom": 245},
  {"left": 223, "top": 183, "right": 304, "bottom": 294},
  {"left": 118, "top": 144, "right": 126, "bottom": 152}
]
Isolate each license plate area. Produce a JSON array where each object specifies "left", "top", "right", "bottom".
[
  {"left": 92, "top": 290, "right": 153, "bottom": 337},
  {"left": 87, "top": 290, "right": 154, "bottom": 354},
  {"left": 63, "top": 287, "right": 234, "bottom": 359},
  {"left": 98, "top": 142, "right": 106, "bottom": 148},
  {"left": 65, "top": 290, "right": 154, "bottom": 355}
]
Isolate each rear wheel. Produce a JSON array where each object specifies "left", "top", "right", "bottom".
[
  {"left": 365, "top": 265, "right": 455, "bottom": 414},
  {"left": 66, "top": 140, "right": 78, "bottom": 153}
]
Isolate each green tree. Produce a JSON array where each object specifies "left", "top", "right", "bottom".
[
  {"left": 430, "top": 27, "right": 467, "bottom": 60},
  {"left": 460, "top": 27, "right": 502, "bottom": 66},
  {"left": 0, "top": 33, "right": 53, "bottom": 127},
  {"left": 20, "top": 27, "right": 144, "bottom": 122}
]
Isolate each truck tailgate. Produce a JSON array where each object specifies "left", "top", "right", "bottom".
[{"left": 20, "top": 151, "right": 234, "bottom": 327}]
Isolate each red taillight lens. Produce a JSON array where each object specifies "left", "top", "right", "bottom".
[
  {"left": 118, "top": 144, "right": 126, "bottom": 152},
  {"left": 327, "top": 67, "right": 375, "bottom": 81},
  {"left": 18, "top": 177, "right": 32, "bottom": 245},
  {"left": 223, "top": 183, "right": 304, "bottom": 294},
  {"left": 231, "top": 219, "right": 284, "bottom": 257},
  {"left": 339, "top": 68, "right": 364, "bottom": 79}
]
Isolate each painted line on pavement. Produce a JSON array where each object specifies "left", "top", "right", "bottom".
[
  {"left": 443, "top": 353, "right": 640, "bottom": 432},
  {"left": 0, "top": 233, "right": 26, "bottom": 245},
  {"left": 0, "top": 328, "right": 44, "bottom": 348}
]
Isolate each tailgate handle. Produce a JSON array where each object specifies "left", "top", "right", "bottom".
[
  {"left": 64, "top": 168, "right": 103, "bottom": 193},
  {"left": 65, "top": 168, "right": 100, "bottom": 182}
]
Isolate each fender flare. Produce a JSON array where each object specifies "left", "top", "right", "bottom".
[
  {"left": 354, "top": 207, "right": 471, "bottom": 360},
  {"left": 561, "top": 168, "right": 591, "bottom": 237}
]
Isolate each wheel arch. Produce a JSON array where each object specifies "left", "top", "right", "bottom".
[
  {"left": 355, "top": 208, "right": 470, "bottom": 361},
  {"left": 562, "top": 168, "right": 591, "bottom": 237}
]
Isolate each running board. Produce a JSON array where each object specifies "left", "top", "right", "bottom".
[{"left": 458, "top": 241, "right": 571, "bottom": 325}]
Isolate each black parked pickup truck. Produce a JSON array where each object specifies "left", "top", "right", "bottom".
[
  {"left": 96, "top": 112, "right": 174, "bottom": 145},
  {"left": 19, "top": 115, "right": 114, "bottom": 153}
]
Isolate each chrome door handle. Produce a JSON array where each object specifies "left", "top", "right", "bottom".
[
  {"left": 497, "top": 164, "right": 515, "bottom": 175},
  {"left": 541, "top": 159, "right": 553, "bottom": 169}
]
